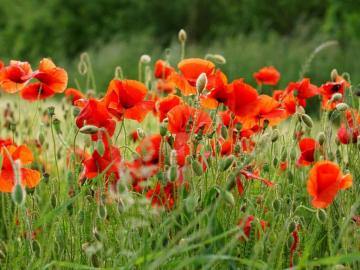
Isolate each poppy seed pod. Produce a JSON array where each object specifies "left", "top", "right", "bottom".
[
  {"left": 79, "top": 125, "right": 100, "bottom": 135},
  {"left": 196, "top": 73, "right": 207, "bottom": 94},
  {"left": 140, "top": 54, "right": 151, "bottom": 64},
  {"left": 331, "top": 69, "right": 338, "bottom": 82},
  {"left": 178, "top": 29, "right": 187, "bottom": 43},
  {"left": 335, "top": 103, "right": 349, "bottom": 112},
  {"left": 301, "top": 114, "right": 313, "bottom": 129}
]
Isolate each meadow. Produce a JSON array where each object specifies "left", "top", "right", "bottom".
[{"left": 0, "top": 29, "right": 359, "bottom": 270}]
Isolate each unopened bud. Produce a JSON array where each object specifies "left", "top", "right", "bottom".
[
  {"left": 160, "top": 122, "right": 168, "bottom": 137},
  {"left": 331, "top": 93, "right": 342, "bottom": 102},
  {"left": 191, "top": 158, "right": 203, "bottom": 176},
  {"left": 221, "top": 125, "right": 228, "bottom": 139},
  {"left": 301, "top": 114, "right": 313, "bottom": 129},
  {"left": 221, "top": 190, "right": 235, "bottom": 206},
  {"left": 316, "top": 209, "right": 327, "bottom": 224},
  {"left": 178, "top": 29, "right": 187, "bottom": 43},
  {"left": 168, "top": 166, "right": 178, "bottom": 181},
  {"left": 205, "top": 54, "right": 226, "bottom": 64},
  {"left": 331, "top": 68, "right": 338, "bottom": 82},
  {"left": 196, "top": 73, "right": 207, "bottom": 94},
  {"left": 271, "top": 129, "right": 279, "bottom": 142},
  {"left": 219, "top": 155, "right": 235, "bottom": 172},
  {"left": 96, "top": 139, "right": 105, "bottom": 157},
  {"left": 317, "top": 132, "right": 326, "bottom": 145},
  {"left": 335, "top": 102, "right": 349, "bottom": 112},
  {"left": 12, "top": 184, "right": 26, "bottom": 206},
  {"left": 79, "top": 125, "right": 99, "bottom": 134},
  {"left": 140, "top": 54, "right": 151, "bottom": 64},
  {"left": 170, "top": 150, "right": 177, "bottom": 166}
]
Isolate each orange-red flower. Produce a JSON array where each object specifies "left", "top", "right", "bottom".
[
  {"left": 0, "top": 144, "right": 41, "bottom": 192},
  {"left": 0, "top": 60, "right": 33, "bottom": 93},
  {"left": 297, "top": 138, "right": 318, "bottom": 166},
  {"left": 154, "top": 60, "right": 174, "bottom": 79},
  {"left": 168, "top": 58, "right": 215, "bottom": 96},
  {"left": 238, "top": 215, "right": 267, "bottom": 240},
  {"left": 200, "top": 70, "right": 228, "bottom": 109},
  {"left": 285, "top": 78, "right": 319, "bottom": 105},
  {"left": 307, "top": 161, "right": 352, "bottom": 208},
  {"left": 20, "top": 58, "right": 68, "bottom": 101},
  {"left": 167, "top": 104, "right": 212, "bottom": 135},
  {"left": 273, "top": 90, "right": 297, "bottom": 116},
  {"left": 225, "top": 79, "right": 259, "bottom": 118},
  {"left": 76, "top": 98, "right": 116, "bottom": 140},
  {"left": 239, "top": 95, "right": 287, "bottom": 129},
  {"left": 146, "top": 182, "right": 175, "bottom": 209},
  {"left": 253, "top": 66, "right": 280, "bottom": 86},
  {"left": 337, "top": 109, "right": 359, "bottom": 144},
  {"left": 320, "top": 80, "right": 347, "bottom": 110},
  {"left": 65, "top": 88, "right": 86, "bottom": 105},
  {"left": 157, "top": 95, "right": 182, "bottom": 122},
  {"left": 80, "top": 136, "right": 121, "bottom": 181},
  {"left": 104, "top": 79, "right": 154, "bottom": 122}
]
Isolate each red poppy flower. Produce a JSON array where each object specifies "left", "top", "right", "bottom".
[
  {"left": 146, "top": 182, "right": 175, "bottom": 209},
  {"left": 238, "top": 215, "right": 267, "bottom": 240},
  {"left": 225, "top": 79, "right": 258, "bottom": 118},
  {"left": 20, "top": 58, "right": 68, "bottom": 101},
  {"left": 273, "top": 90, "right": 297, "bottom": 116},
  {"left": 239, "top": 95, "right": 287, "bottom": 129},
  {"left": 156, "top": 79, "right": 176, "bottom": 94},
  {"left": 168, "top": 58, "right": 215, "bottom": 96},
  {"left": 76, "top": 98, "right": 116, "bottom": 140},
  {"left": 320, "top": 80, "right": 346, "bottom": 110},
  {"left": 136, "top": 134, "right": 162, "bottom": 165},
  {"left": 337, "top": 109, "right": 359, "bottom": 144},
  {"left": 200, "top": 70, "right": 229, "bottom": 109},
  {"left": 0, "top": 144, "right": 41, "bottom": 192},
  {"left": 0, "top": 60, "right": 33, "bottom": 93},
  {"left": 307, "top": 161, "right": 352, "bottom": 208},
  {"left": 80, "top": 136, "right": 121, "bottom": 181},
  {"left": 65, "top": 88, "right": 86, "bottom": 105},
  {"left": 253, "top": 66, "right": 280, "bottom": 86},
  {"left": 167, "top": 104, "right": 212, "bottom": 135},
  {"left": 154, "top": 60, "right": 174, "bottom": 79},
  {"left": 285, "top": 78, "right": 319, "bottom": 105},
  {"left": 157, "top": 95, "right": 182, "bottom": 122},
  {"left": 104, "top": 79, "right": 154, "bottom": 122},
  {"left": 297, "top": 138, "right": 318, "bottom": 166}
]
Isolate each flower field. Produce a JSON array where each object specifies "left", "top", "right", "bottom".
[{"left": 0, "top": 30, "right": 359, "bottom": 269}]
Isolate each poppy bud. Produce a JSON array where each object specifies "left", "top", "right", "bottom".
[
  {"left": 335, "top": 103, "right": 349, "bottom": 112},
  {"left": 301, "top": 114, "right": 313, "bottom": 129},
  {"left": 136, "top": 127, "right": 145, "bottom": 139},
  {"left": 331, "top": 93, "right": 342, "bottom": 102},
  {"left": 168, "top": 165, "right": 178, "bottom": 182},
  {"left": 79, "top": 125, "right": 100, "bottom": 134},
  {"left": 272, "top": 199, "right": 281, "bottom": 211},
  {"left": 178, "top": 29, "right": 187, "bottom": 43},
  {"left": 221, "top": 190, "right": 235, "bottom": 206},
  {"left": 205, "top": 54, "right": 226, "bottom": 64},
  {"left": 96, "top": 139, "right": 105, "bottom": 157},
  {"left": 12, "top": 184, "right": 26, "bottom": 206},
  {"left": 47, "top": 106, "right": 55, "bottom": 117},
  {"left": 316, "top": 209, "right": 327, "bottom": 224},
  {"left": 271, "top": 129, "right": 279, "bottom": 142},
  {"left": 170, "top": 150, "right": 177, "bottom": 166},
  {"left": 219, "top": 155, "right": 235, "bottom": 172},
  {"left": 196, "top": 73, "right": 207, "bottom": 94},
  {"left": 331, "top": 68, "right": 338, "bottom": 82},
  {"left": 317, "top": 132, "right": 326, "bottom": 145},
  {"left": 221, "top": 125, "right": 228, "bottom": 139},
  {"left": 114, "top": 66, "right": 124, "bottom": 79},
  {"left": 191, "top": 158, "right": 203, "bottom": 176},
  {"left": 73, "top": 107, "right": 80, "bottom": 117},
  {"left": 236, "top": 122, "right": 242, "bottom": 132},
  {"left": 53, "top": 118, "right": 62, "bottom": 135},
  {"left": 160, "top": 122, "right": 168, "bottom": 137},
  {"left": 226, "top": 171, "right": 237, "bottom": 190},
  {"left": 51, "top": 193, "right": 57, "bottom": 208},
  {"left": 288, "top": 221, "right": 296, "bottom": 233},
  {"left": 273, "top": 157, "right": 278, "bottom": 167},
  {"left": 139, "top": 55, "right": 150, "bottom": 65},
  {"left": 98, "top": 204, "right": 107, "bottom": 219}
]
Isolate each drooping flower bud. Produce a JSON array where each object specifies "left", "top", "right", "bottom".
[
  {"left": 219, "top": 155, "right": 235, "bottom": 172},
  {"left": 317, "top": 132, "right": 326, "bottom": 145},
  {"left": 79, "top": 125, "right": 100, "bottom": 134},
  {"left": 196, "top": 73, "right": 207, "bottom": 94},
  {"left": 331, "top": 68, "right": 338, "bottom": 82},
  {"left": 96, "top": 139, "right": 105, "bottom": 157},
  {"left": 178, "top": 29, "right": 187, "bottom": 43},
  {"left": 335, "top": 102, "right": 349, "bottom": 112},
  {"left": 271, "top": 129, "right": 279, "bottom": 142},
  {"left": 140, "top": 54, "right": 151, "bottom": 64},
  {"left": 301, "top": 114, "right": 313, "bottom": 129},
  {"left": 12, "top": 184, "right": 26, "bottom": 206},
  {"left": 331, "top": 93, "right": 342, "bottom": 102}
]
